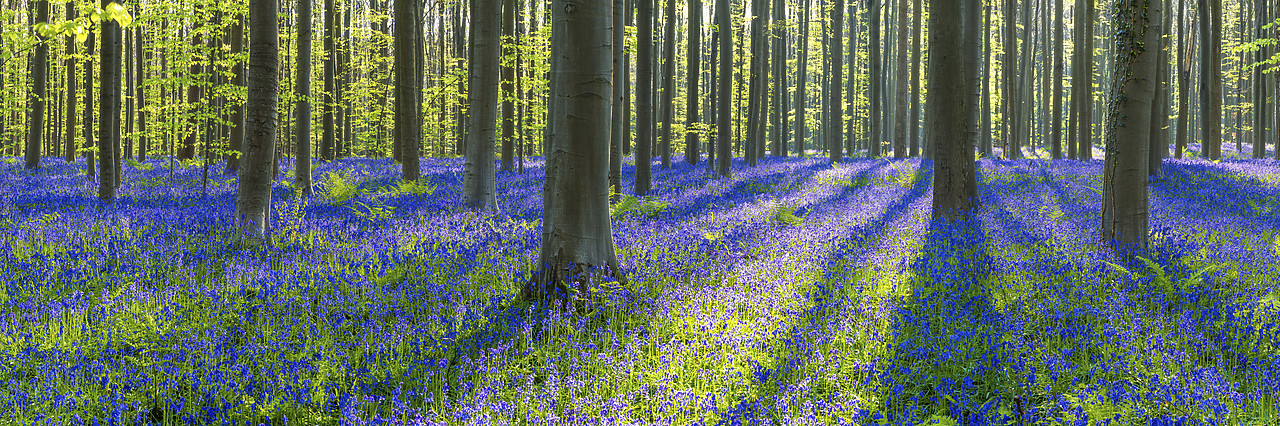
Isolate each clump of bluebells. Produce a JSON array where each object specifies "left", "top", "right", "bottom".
[{"left": 1, "top": 155, "right": 1279, "bottom": 425}]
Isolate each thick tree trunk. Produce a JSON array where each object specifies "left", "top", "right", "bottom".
[
  {"left": 1103, "top": 0, "right": 1158, "bottom": 254},
  {"left": 830, "top": 0, "right": 843, "bottom": 162},
  {"left": 322, "top": 0, "right": 336, "bottom": 161},
  {"left": 236, "top": 0, "right": 281, "bottom": 244},
  {"left": 1003, "top": 0, "right": 1017, "bottom": 158},
  {"left": 636, "top": 0, "right": 653, "bottom": 192},
  {"left": 932, "top": 0, "right": 976, "bottom": 220},
  {"left": 295, "top": 0, "right": 314, "bottom": 195},
  {"left": 25, "top": 0, "right": 49, "bottom": 170},
  {"left": 716, "top": 0, "right": 732, "bottom": 177},
  {"left": 1252, "top": 0, "right": 1266, "bottom": 158},
  {"left": 464, "top": 0, "right": 501, "bottom": 209},
  {"left": 396, "top": 0, "right": 422, "bottom": 180},
  {"left": 529, "top": 0, "right": 624, "bottom": 301},
  {"left": 772, "top": 0, "right": 785, "bottom": 157}
]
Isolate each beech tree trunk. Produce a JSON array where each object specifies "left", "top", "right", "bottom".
[
  {"left": 611, "top": 0, "right": 626, "bottom": 196},
  {"left": 529, "top": 0, "right": 624, "bottom": 301},
  {"left": 660, "top": 0, "right": 676, "bottom": 168},
  {"left": 99, "top": 1, "right": 121, "bottom": 201},
  {"left": 868, "top": 0, "right": 881, "bottom": 157},
  {"left": 235, "top": 0, "right": 281, "bottom": 245},
  {"left": 1198, "top": 0, "right": 1221, "bottom": 159},
  {"left": 794, "top": 0, "right": 809, "bottom": 157},
  {"left": 637, "top": 0, "right": 654, "bottom": 192},
  {"left": 464, "top": 0, "right": 501, "bottom": 209},
  {"left": 396, "top": 0, "right": 422, "bottom": 181},
  {"left": 716, "top": 0, "right": 732, "bottom": 176},
  {"left": 829, "top": 0, "right": 843, "bottom": 162},
  {"left": 686, "top": 0, "right": 702, "bottom": 164},
  {"left": 1074, "top": 0, "right": 1093, "bottom": 160},
  {"left": 322, "top": 0, "right": 336, "bottom": 161},
  {"left": 892, "top": 0, "right": 908, "bottom": 159},
  {"left": 63, "top": 2, "right": 76, "bottom": 163},
  {"left": 1051, "top": 0, "right": 1063, "bottom": 159},
  {"left": 932, "top": 0, "right": 976, "bottom": 220},
  {"left": 1102, "top": 0, "right": 1158, "bottom": 254},
  {"left": 24, "top": 0, "right": 48, "bottom": 170},
  {"left": 295, "top": 0, "right": 314, "bottom": 195},
  {"left": 502, "top": 0, "right": 516, "bottom": 170}
]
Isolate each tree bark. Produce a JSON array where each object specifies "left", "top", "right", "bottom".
[
  {"left": 868, "top": 0, "right": 881, "bottom": 157},
  {"left": 892, "top": 0, "right": 909, "bottom": 159},
  {"left": 961, "top": 0, "right": 979, "bottom": 159},
  {"left": 611, "top": 0, "right": 626, "bottom": 196},
  {"left": 396, "top": 0, "right": 422, "bottom": 181},
  {"left": 295, "top": 0, "right": 314, "bottom": 195},
  {"left": 25, "top": 0, "right": 49, "bottom": 170},
  {"left": 84, "top": 32, "right": 96, "bottom": 179},
  {"left": 1252, "top": 0, "right": 1266, "bottom": 158},
  {"left": 135, "top": 14, "right": 148, "bottom": 161},
  {"left": 910, "top": 0, "right": 923, "bottom": 157},
  {"left": 637, "top": 0, "right": 654, "bottom": 192},
  {"left": 1102, "top": 0, "right": 1158, "bottom": 254},
  {"left": 1051, "top": 0, "right": 1064, "bottom": 159},
  {"left": 322, "top": 0, "right": 336, "bottom": 161},
  {"left": 795, "top": 0, "right": 809, "bottom": 157},
  {"left": 1075, "top": 0, "right": 1094, "bottom": 160},
  {"left": 1149, "top": 0, "right": 1169, "bottom": 178},
  {"left": 63, "top": 2, "right": 76, "bottom": 163},
  {"left": 529, "top": 0, "right": 624, "bottom": 301},
  {"left": 465, "top": 0, "right": 501, "bottom": 209},
  {"left": 830, "top": 0, "right": 843, "bottom": 162},
  {"left": 932, "top": 0, "right": 977, "bottom": 220},
  {"left": 1198, "top": 0, "right": 1221, "bottom": 159},
  {"left": 99, "top": 0, "right": 121, "bottom": 200},
  {"left": 686, "top": 0, "right": 703, "bottom": 164},
  {"left": 236, "top": 0, "right": 281, "bottom": 245},
  {"left": 1175, "top": 0, "right": 1191, "bottom": 159},
  {"left": 716, "top": 0, "right": 732, "bottom": 176},
  {"left": 772, "top": 0, "right": 785, "bottom": 157},
  {"left": 660, "top": 0, "right": 677, "bottom": 168}
]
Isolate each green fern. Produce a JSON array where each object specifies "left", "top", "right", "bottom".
[
  {"left": 770, "top": 202, "right": 805, "bottom": 226},
  {"left": 319, "top": 171, "right": 363, "bottom": 205}
]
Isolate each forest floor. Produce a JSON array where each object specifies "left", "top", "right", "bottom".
[{"left": 1, "top": 155, "right": 1279, "bottom": 425}]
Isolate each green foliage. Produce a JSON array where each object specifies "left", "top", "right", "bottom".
[
  {"left": 347, "top": 199, "right": 395, "bottom": 223},
  {"left": 770, "top": 202, "right": 805, "bottom": 226},
  {"left": 377, "top": 178, "right": 436, "bottom": 197},
  {"left": 611, "top": 194, "right": 669, "bottom": 219},
  {"left": 1104, "top": 256, "right": 1225, "bottom": 308},
  {"left": 125, "top": 158, "right": 154, "bottom": 172},
  {"left": 319, "top": 171, "right": 364, "bottom": 205}
]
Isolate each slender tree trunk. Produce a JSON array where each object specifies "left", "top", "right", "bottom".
[
  {"left": 659, "top": 0, "right": 677, "bottom": 167},
  {"left": 1275, "top": 0, "right": 1279, "bottom": 160},
  {"left": 84, "top": 32, "right": 96, "bottom": 179},
  {"left": 529, "top": 0, "right": 624, "bottom": 300},
  {"left": 99, "top": 1, "right": 121, "bottom": 200},
  {"left": 63, "top": 2, "right": 77, "bottom": 162},
  {"left": 135, "top": 15, "right": 148, "bottom": 161},
  {"left": 1252, "top": 0, "right": 1266, "bottom": 158},
  {"left": 830, "top": 0, "right": 843, "bottom": 162},
  {"left": 795, "top": 0, "right": 809, "bottom": 157},
  {"left": 637, "top": 0, "right": 654, "bottom": 192},
  {"left": 961, "top": 0, "right": 979, "bottom": 159},
  {"left": 708, "top": 8, "right": 718, "bottom": 170},
  {"left": 772, "top": 0, "right": 785, "bottom": 157},
  {"left": 502, "top": 0, "right": 516, "bottom": 170},
  {"left": 295, "top": 0, "right": 314, "bottom": 195},
  {"left": 1199, "top": 0, "right": 1221, "bottom": 159},
  {"left": 687, "top": 0, "right": 703, "bottom": 164},
  {"left": 932, "top": 0, "right": 976, "bottom": 220},
  {"left": 225, "top": 18, "right": 244, "bottom": 173},
  {"left": 980, "top": 3, "right": 993, "bottom": 157},
  {"left": 868, "top": 0, "right": 881, "bottom": 157},
  {"left": 321, "top": 0, "right": 335, "bottom": 161},
  {"left": 1150, "top": 0, "right": 1169, "bottom": 178},
  {"left": 24, "top": 0, "right": 49, "bottom": 170},
  {"left": 1076, "top": 0, "right": 1094, "bottom": 160},
  {"left": 1051, "top": 0, "right": 1064, "bottom": 159},
  {"left": 1175, "top": 0, "right": 1191, "bottom": 159},
  {"left": 717, "top": 0, "right": 732, "bottom": 176},
  {"left": 236, "top": 0, "right": 281, "bottom": 244},
  {"left": 464, "top": 0, "right": 501, "bottom": 209},
  {"left": 909, "top": 0, "right": 923, "bottom": 157},
  {"left": 611, "top": 0, "right": 626, "bottom": 196},
  {"left": 396, "top": 0, "right": 422, "bottom": 180},
  {"left": 1103, "top": 0, "right": 1159, "bottom": 254}
]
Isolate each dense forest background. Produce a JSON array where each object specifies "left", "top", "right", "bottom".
[{"left": 2, "top": 0, "right": 1277, "bottom": 175}]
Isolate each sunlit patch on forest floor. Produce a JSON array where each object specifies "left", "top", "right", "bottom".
[{"left": 1, "top": 155, "right": 1279, "bottom": 425}]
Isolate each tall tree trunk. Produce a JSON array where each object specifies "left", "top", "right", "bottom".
[
  {"left": 961, "top": 0, "right": 979, "bottom": 159},
  {"left": 745, "top": 0, "right": 764, "bottom": 166},
  {"left": 1103, "top": 0, "right": 1159, "bottom": 254},
  {"left": 226, "top": 18, "right": 244, "bottom": 173},
  {"left": 502, "top": 0, "right": 516, "bottom": 170},
  {"left": 980, "top": 2, "right": 992, "bottom": 157},
  {"left": 932, "top": 0, "right": 976, "bottom": 220},
  {"left": 830, "top": 0, "right": 843, "bottom": 162},
  {"left": 1198, "top": 0, "right": 1221, "bottom": 159},
  {"left": 1175, "top": 0, "right": 1191, "bottom": 159},
  {"left": 181, "top": 33, "right": 201, "bottom": 161},
  {"left": 892, "top": 0, "right": 909, "bottom": 159},
  {"left": 396, "top": 0, "right": 422, "bottom": 180},
  {"left": 99, "top": 1, "right": 121, "bottom": 200},
  {"left": 611, "top": 0, "right": 626, "bottom": 196},
  {"left": 136, "top": 13, "right": 148, "bottom": 161},
  {"left": 637, "top": 0, "right": 654, "bottom": 192},
  {"left": 322, "top": 0, "right": 335, "bottom": 161},
  {"left": 717, "top": 0, "right": 732, "bottom": 176},
  {"left": 795, "top": 0, "right": 809, "bottom": 157},
  {"left": 1075, "top": 0, "right": 1094, "bottom": 160},
  {"left": 868, "top": 0, "right": 881, "bottom": 157},
  {"left": 1252, "top": 0, "right": 1266, "bottom": 158},
  {"left": 772, "top": 0, "right": 785, "bottom": 157},
  {"left": 1275, "top": 0, "right": 1279, "bottom": 160},
  {"left": 1150, "top": 0, "right": 1169, "bottom": 178},
  {"left": 296, "top": 0, "right": 314, "bottom": 195},
  {"left": 708, "top": 7, "right": 718, "bottom": 170},
  {"left": 660, "top": 0, "right": 676, "bottom": 167},
  {"left": 1052, "top": 0, "right": 1064, "bottom": 159},
  {"left": 24, "top": 0, "right": 48, "bottom": 170},
  {"left": 1002, "top": 0, "right": 1017, "bottom": 158},
  {"left": 465, "top": 0, "right": 501, "bottom": 209},
  {"left": 236, "top": 0, "right": 281, "bottom": 245},
  {"left": 529, "top": 0, "right": 624, "bottom": 300},
  {"left": 84, "top": 32, "right": 96, "bottom": 179},
  {"left": 63, "top": 2, "right": 76, "bottom": 163},
  {"left": 687, "top": 0, "right": 703, "bottom": 164},
  {"left": 910, "top": 0, "right": 923, "bottom": 157}
]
